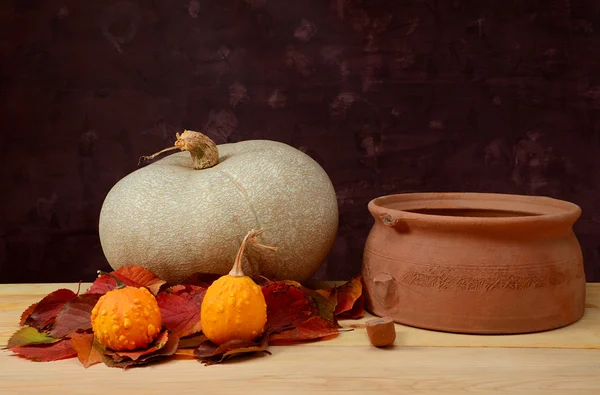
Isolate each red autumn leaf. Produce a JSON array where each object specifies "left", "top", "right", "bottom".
[
  {"left": 262, "top": 281, "right": 313, "bottom": 333},
  {"left": 269, "top": 316, "right": 340, "bottom": 344},
  {"left": 194, "top": 334, "right": 270, "bottom": 365},
  {"left": 10, "top": 339, "right": 77, "bottom": 362},
  {"left": 260, "top": 280, "right": 341, "bottom": 345},
  {"left": 19, "top": 302, "right": 39, "bottom": 326},
  {"left": 103, "top": 331, "right": 179, "bottom": 369},
  {"left": 156, "top": 285, "right": 206, "bottom": 338},
  {"left": 334, "top": 275, "right": 364, "bottom": 319},
  {"left": 24, "top": 289, "right": 77, "bottom": 330},
  {"left": 339, "top": 294, "right": 364, "bottom": 319},
  {"left": 181, "top": 272, "right": 221, "bottom": 288},
  {"left": 49, "top": 293, "right": 102, "bottom": 338},
  {"left": 264, "top": 280, "right": 339, "bottom": 323},
  {"left": 85, "top": 265, "right": 165, "bottom": 295},
  {"left": 276, "top": 279, "right": 304, "bottom": 288},
  {"left": 70, "top": 333, "right": 105, "bottom": 368},
  {"left": 116, "top": 265, "right": 167, "bottom": 294},
  {"left": 85, "top": 275, "right": 115, "bottom": 295}
]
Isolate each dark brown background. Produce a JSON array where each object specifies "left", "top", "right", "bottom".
[{"left": 2, "top": 0, "right": 600, "bottom": 283}]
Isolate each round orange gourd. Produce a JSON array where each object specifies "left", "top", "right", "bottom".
[
  {"left": 91, "top": 274, "right": 162, "bottom": 351},
  {"left": 200, "top": 229, "right": 275, "bottom": 345}
]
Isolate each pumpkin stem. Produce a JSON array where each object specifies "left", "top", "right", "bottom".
[
  {"left": 137, "top": 146, "right": 179, "bottom": 166},
  {"left": 97, "top": 270, "right": 126, "bottom": 289},
  {"left": 229, "top": 228, "right": 277, "bottom": 277},
  {"left": 138, "top": 130, "right": 219, "bottom": 170}
]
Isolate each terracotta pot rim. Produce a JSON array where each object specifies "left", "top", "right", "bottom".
[{"left": 369, "top": 192, "right": 581, "bottom": 227}]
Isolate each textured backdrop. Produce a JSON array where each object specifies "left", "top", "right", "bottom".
[{"left": 2, "top": 0, "right": 600, "bottom": 283}]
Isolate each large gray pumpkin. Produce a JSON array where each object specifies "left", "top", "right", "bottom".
[{"left": 98, "top": 136, "right": 339, "bottom": 283}]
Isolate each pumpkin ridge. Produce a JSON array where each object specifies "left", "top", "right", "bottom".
[{"left": 217, "top": 169, "right": 264, "bottom": 230}]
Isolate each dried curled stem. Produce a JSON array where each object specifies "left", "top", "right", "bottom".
[
  {"left": 138, "top": 130, "right": 219, "bottom": 170},
  {"left": 97, "top": 270, "right": 126, "bottom": 289},
  {"left": 229, "top": 229, "right": 278, "bottom": 277}
]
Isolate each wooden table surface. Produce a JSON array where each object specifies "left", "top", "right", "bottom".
[{"left": 1, "top": 283, "right": 599, "bottom": 395}]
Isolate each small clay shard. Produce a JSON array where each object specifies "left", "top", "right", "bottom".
[{"left": 365, "top": 316, "right": 396, "bottom": 347}]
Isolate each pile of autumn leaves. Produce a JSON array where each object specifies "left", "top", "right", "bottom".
[{"left": 6, "top": 266, "right": 364, "bottom": 368}]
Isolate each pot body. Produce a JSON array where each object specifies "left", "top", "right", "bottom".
[{"left": 362, "top": 192, "right": 586, "bottom": 334}]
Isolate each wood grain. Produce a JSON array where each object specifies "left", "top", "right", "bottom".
[
  {"left": 1, "top": 346, "right": 600, "bottom": 394},
  {"left": 1, "top": 283, "right": 600, "bottom": 394}
]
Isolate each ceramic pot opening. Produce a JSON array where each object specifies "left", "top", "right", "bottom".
[{"left": 405, "top": 208, "right": 540, "bottom": 218}]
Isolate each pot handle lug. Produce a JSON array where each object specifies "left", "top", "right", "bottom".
[
  {"left": 380, "top": 213, "right": 398, "bottom": 227},
  {"left": 379, "top": 213, "right": 410, "bottom": 232},
  {"left": 373, "top": 272, "right": 398, "bottom": 310}
]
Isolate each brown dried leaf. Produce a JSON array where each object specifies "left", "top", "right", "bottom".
[
  {"left": 103, "top": 331, "right": 179, "bottom": 369},
  {"left": 307, "top": 288, "right": 338, "bottom": 323},
  {"left": 174, "top": 348, "right": 197, "bottom": 357},
  {"left": 194, "top": 334, "right": 270, "bottom": 365},
  {"left": 269, "top": 316, "right": 340, "bottom": 344},
  {"left": 111, "top": 330, "right": 169, "bottom": 361},
  {"left": 70, "top": 333, "right": 105, "bottom": 368},
  {"left": 177, "top": 333, "right": 208, "bottom": 349}
]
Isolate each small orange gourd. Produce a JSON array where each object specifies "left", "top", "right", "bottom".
[
  {"left": 91, "top": 272, "right": 162, "bottom": 351},
  {"left": 200, "top": 228, "right": 276, "bottom": 345}
]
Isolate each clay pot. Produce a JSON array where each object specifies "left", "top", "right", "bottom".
[{"left": 362, "top": 192, "right": 586, "bottom": 334}]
